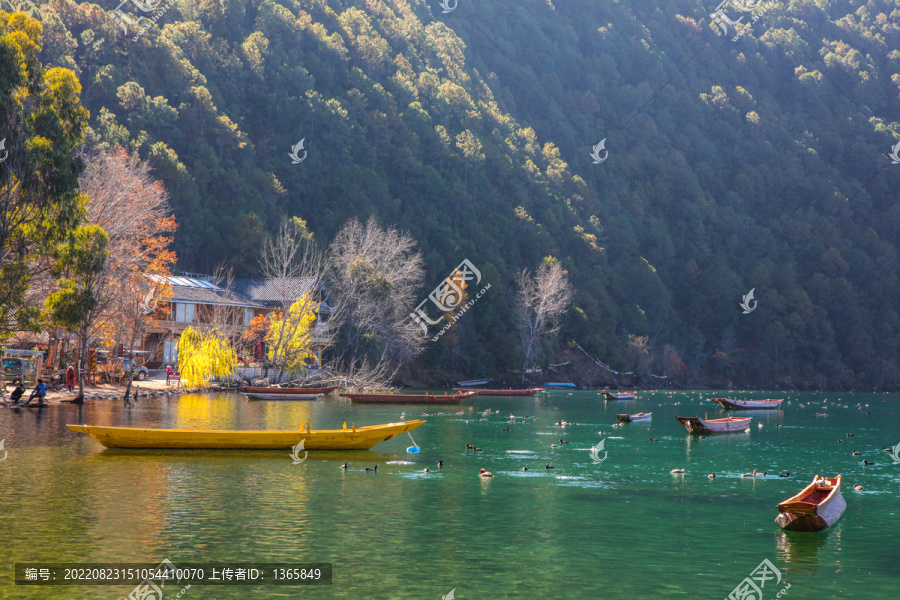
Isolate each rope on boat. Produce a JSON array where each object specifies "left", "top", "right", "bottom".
[{"left": 407, "top": 431, "right": 419, "bottom": 447}]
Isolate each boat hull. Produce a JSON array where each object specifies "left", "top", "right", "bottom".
[
  {"left": 776, "top": 475, "right": 845, "bottom": 532},
  {"left": 243, "top": 393, "right": 323, "bottom": 400},
  {"left": 66, "top": 420, "right": 425, "bottom": 450},
  {"left": 676, "top": 415, "right": 752, "bottom": 434},
  {"left": 712, "top": 397, "right": 784, "bottom": 410},
  {"left": 242, "top": 386, "right": 338, "bottom": 395},
  {"left": 453, "top": 388, "right": 542, "bottom": 397},
  {"left": 603, "top": 392, "right": 636, "bottom": 400},
  {"left": 340, "top": 391, "right": 476, "bottom": 404},
  {"left": 617, "top": 412, "right": 652, "bottom": 423}
]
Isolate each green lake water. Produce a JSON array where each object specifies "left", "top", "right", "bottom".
[{"left": 1, "top": 390, "right": 898, "bottom": 599}]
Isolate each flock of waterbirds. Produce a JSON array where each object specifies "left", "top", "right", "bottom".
[{"left": 332, "top": 392, "right": 893, "bottom": 495}]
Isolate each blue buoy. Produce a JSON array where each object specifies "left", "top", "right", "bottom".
[{"left": 406, "top": 445, "right": 420, "bottom": 453}]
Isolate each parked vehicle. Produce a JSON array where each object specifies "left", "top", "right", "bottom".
[
  {"left": 2, "top": 355, "right": 39, "bottom": 386},
  {"left": 119, "top": 358, "right": 149, "bottom": 381}
]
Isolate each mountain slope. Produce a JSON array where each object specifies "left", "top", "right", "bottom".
[{"left": 25, "top": 0, "right": 900, "bottom": 389}]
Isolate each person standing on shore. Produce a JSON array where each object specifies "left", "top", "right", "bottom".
[{"left": 66, "top": 365, "right": 76, "bottom": 392}]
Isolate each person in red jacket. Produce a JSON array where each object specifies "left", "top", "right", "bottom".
[{"left": 65, "top": 365, "right": 76, "bottom": 392}]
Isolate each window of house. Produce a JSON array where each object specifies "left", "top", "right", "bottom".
[
  {"left": 244, "top": 308, "right": 255, "bottom": 326},
  {"left": 175, "top": 303, "right": 195, "bottom": 323},
  {"left": 164, "top": 341, "right": 178, "bottom": 364}
]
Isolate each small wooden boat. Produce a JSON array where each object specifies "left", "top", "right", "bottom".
[
  {"left": 340, "top": 391, "right": 477, "bottom": 404},
  {"left": 775, "top": 474, "right": 846, "bottom": 532},
  {"left": 712, "top": 397, "right": 784, "bottom": 410},
  {"left": 616, "top": 412, "right": 652, "bottom": 423},
  {"left": 456, "top": 378, "right": 491, "bottom": 387},
  {"left": 66, "top": 420, "right": 425, "bottom": 450},
  {"left": 243, "top": 392, "right": 323, "bottom": 400},
  {"left": 676, "top": 415, "right": 752, "bottom": 434},
  {"left": 242, "top": 386, "right": 338, "bottom": 395},
  {"left": 603, "top": 391, "right": 636, "bottom": 400},
  {"left": 544, "top": 382, "right": 576, "bottom": 389},
  {"left": 453, "top": 388, "right": 543, "bottom": 396}
]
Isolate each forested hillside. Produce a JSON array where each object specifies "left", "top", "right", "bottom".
[{"left": 18, "top": 0, "right": 900, "bottom": 389}]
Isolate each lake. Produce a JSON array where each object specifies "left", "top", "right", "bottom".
[{"left": 1, "top": 389, "right": 898, "bottom": 599}]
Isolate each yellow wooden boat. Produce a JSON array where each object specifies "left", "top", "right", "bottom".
[{"left": 66, "top": 420, "right": 425, "bottom": 450}]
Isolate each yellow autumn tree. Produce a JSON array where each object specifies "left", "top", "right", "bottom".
[
  {"left": 266, "top": 294, "right": 318, "bottom": 381},
  {"left": 177, "top": 326, "right": 237, "bottom": 388}
]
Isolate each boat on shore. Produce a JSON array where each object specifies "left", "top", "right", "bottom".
[
  {"left": 340, "top": 391, "right": 477, "bottom": 404},
  {"left": 545, "top": 382, "right": 576, "bottom": 389},
  {"left": 66, "top": 420, "right": 425, "bottom": 450},
  {"left": 603, "top": 391, "right": 636, "bottom": 400},
  {"left": 616, "top": 412, "right": 652, "bottom": 423},
  {"left": 456, "top": 378, "right": 491, "bottom": 387},
  {"left": 676, "top": 415, "right": 752, "bottom": 434},
  {"left": 243, "top": 392, "right": 323, "bottom": 400},
  {"left": 242, "top": 386, "right": 339, "bottom": 395},
  {"left": 775, "top": 474, "right": 846, "bottom": 532},
  {"left": 453, "top": 388, "right": 544, "bottom": 397},
  {"left": 712, "top": 397, "right": 784, "bottom": 410}
]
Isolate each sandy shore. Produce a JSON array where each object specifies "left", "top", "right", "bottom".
[{"left": 3, "top": 378, "right": 188, "bottom": 405}]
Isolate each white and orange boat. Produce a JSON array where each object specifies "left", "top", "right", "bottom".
[
  {"left": 712, "top": 397, "right": 784, "bottom": 410},
  {"left": 775, "top": 474, "right": 846, "bottom": 532},
  {"left": 676, "top": 414, "right": 752, "bottom": 434}
]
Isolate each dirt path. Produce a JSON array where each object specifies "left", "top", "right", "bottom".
[{"left": 4, "top": 379, "right": 187, "bottom": 405}]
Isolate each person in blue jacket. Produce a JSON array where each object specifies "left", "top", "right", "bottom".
[{"left": 25, "top": 379, "right": 47, "bottom": 406}]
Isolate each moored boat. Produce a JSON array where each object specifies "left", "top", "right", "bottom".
[
  {"left": 340, "top": 391, "right": 477, "bottom": 404},
  {"left": 243, "top": 392, "right": 323, "bottom": 400},
  {"left": 676, "top": 415, "right": 752, "bottom": 434},
  {"left": 545, "top": 382, "right": 576, "bottom": 389},
  {"left": 603, "top": 391, "right": 636, "bottom": 400},
  {"left": 242, "top": 386, "right": 339, "bottom": 395},
  {"left": 66, "top": 420, "right": 425, "bottom": 450},
  {"left": 775, "top": 475, "right": 846, "bottom": 532},
  {"left": 453, "top": 388, "right": 543, "bottom": 397},
  {"left": 712, "top": 397, "right": 784, "bottom": 410},
  {"left": 616, "top": 412, "right": 652, "bottom": 423}
]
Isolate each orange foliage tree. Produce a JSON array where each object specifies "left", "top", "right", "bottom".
[{"left": 80, "top": 148, "right": 178, "bottom": 397}]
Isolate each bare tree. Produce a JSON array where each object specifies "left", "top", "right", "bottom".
[
  {"left": 258, "top": 218, "right": 327, "bottom": 382},
  {"left": 626, "top": 334, "right": 653, "bottom": 384},
  {"left": 515, "top": 258, "right": 573, "bottom": 370},
  {"left": 326, "top": 217, "right": 426, "bottom": 388},
  {"left": 78, "top": 148, "right": 177, "bottom": 400}
]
